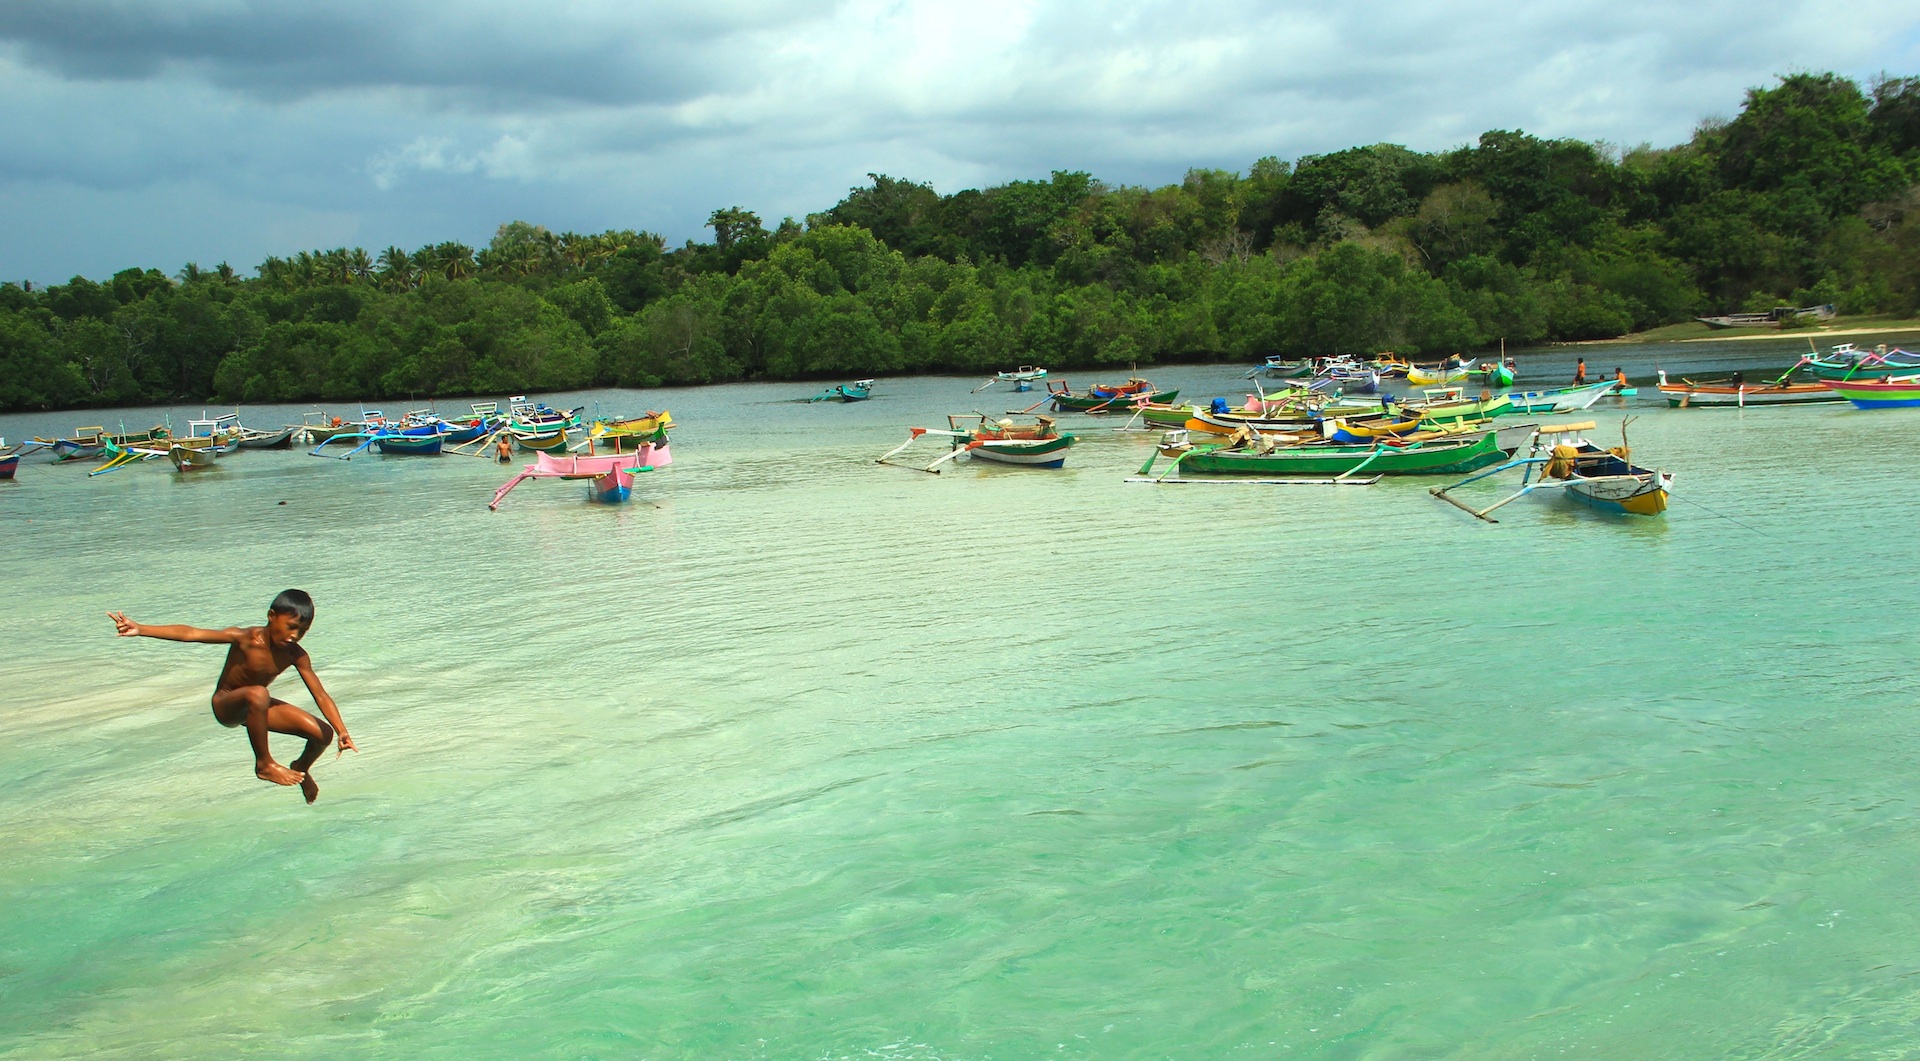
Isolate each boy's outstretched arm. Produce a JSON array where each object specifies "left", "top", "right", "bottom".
[
  {"left": 108, "top": 612, "right": 242, "bottom": 644},
  {"left": 294, "top": 651, "right": 356, "bottom": 756}
]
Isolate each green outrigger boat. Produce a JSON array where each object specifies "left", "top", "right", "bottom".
[
  {"left": 1046, "top": 378, "right": 1179, "bottom": 412},
  {"left": 1142, "top": 431, "right": 1507, "bottom": 478}
]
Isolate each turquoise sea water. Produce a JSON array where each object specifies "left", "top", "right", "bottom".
[{"left": 4, "top": 337, "right": 1920, "bottom": 1058}]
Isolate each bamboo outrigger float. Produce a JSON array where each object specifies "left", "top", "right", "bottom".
[{"left": 1429, "top": 419, "right": 1672, "bottom": 522}]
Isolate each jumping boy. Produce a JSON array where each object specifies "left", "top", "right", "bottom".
[{"left": 109, "top": 589, "right": 355, "bottom": 803}]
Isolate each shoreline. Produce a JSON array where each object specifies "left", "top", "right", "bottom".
[
  {"left": 1674, "top": 324, "right": 1920, "bottom": 343},
  {"left": 1554, "top": 322, "right": 1920, "bottom": 346}
]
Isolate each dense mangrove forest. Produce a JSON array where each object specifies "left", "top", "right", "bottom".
[{"left": 4, "top": 72, "right": 1920, "bottom": 411}]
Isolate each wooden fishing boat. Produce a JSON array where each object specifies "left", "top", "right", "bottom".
[
  {"left": 1184, "top": 400, "right": 1392, "bottom": 436},
  {"left": 875, "top": 415, "right": 1076, "bottom": 472},
  {"left": 1498, "top": 380, "right": 1621, "bottom": 415},
  {"left": 1406, "top": 360, "right": 1475, "bottom": 385},
  {"left": 1146, "top": 430, "right": 1506, "bottom": 478},
  {"left": 235, "top": 426, "right": 296, "bottom": 448},
  {"left": 296, "top": 411, "right": 353, "bottom": 444},
  {"left": 507, "top": 396, "right": 583, "bottom": 432},
  {"left": 997, "top": 366, "right": 1047, "bottom": 391},
  {"left": 1369, "top": 354, "right": 1414, "bottom": 378},
  {"left": 1818, "top": 373, "right": 1920, "bottom": 409},
  {"left": 1322, "top": 414, "right": 1432, "bottom": 443},
  {"left": 1432, "top": 420, "right": 1670, "bottom": 520},
  {"left": 89, "top": 439, "right": 166, "bottom": 476},
  {"left": 511, "top": 428, "right": 573, "bottom": 453},
  {"left": 432, "top": 403, "right": 503, "bottom": 444},
  {"left": 1472, "top": 361, "right": 1516, "bottom": 388},
  {"left": 1047, "top": 379, "right": 1177, "bottom": 412},
  {"left": 1313, "top": 366, "right": 1381, "bottom": 394},
  {"left": 489, "top": 450, "right": 658, "bottom": 509},
  {"left": 1137, "top": 401, "right": 1200, "bottom": 428},
  {"left": 169, "top": 443, "right": 220, "bottom": 472},
  {"left": 1247, "top": 356, "right": 1313, "bottom": 379},
  {"left": 1656, "top": 370, "right": 1845, "bottom": 407},
  {"left": 1801, "top": 343, "right": 1920, "bottom": 381},
  {"left": 0, "top": 443, "right": 19, "bottom": 480},
  {"left": 807, "top": 379, "right": 874, "bottom": 402},
  {"left": 374, "top": 428, "right": 446, "bottom": 456},
  {"left": 1400, "top": 387, "right": 1512, "bottom": 424},
  {"left": 37, "top": 426, "right": 110, "bottom": 462},
  {"left": 585, "top": 410, "right": 673, "bottom": 453}
]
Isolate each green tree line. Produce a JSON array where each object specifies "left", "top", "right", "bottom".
[{"left": 5, "top": 71, "right": 1920, "bottom": 411}]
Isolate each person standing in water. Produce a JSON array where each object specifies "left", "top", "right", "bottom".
[
  {"left": 109, "top": 589, "right": 355, "bottom": 804},
  {"left": 1573, "top": 358, "right": 1588, "bottom": 384}
]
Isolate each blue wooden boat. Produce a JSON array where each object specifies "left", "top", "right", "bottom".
[
  {"left": 375, "top": 424, "right": 447, "bottom": 455},
  {"left": 807, "top": 379, "right": 875, "bottom": 402}
]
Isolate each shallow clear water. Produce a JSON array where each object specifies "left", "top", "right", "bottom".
[{"left": 4, "top": 337, "right": 1920, "bottom": 1058}]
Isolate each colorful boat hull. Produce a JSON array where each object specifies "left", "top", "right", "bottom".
[
  {"left": 489, "top": 450, "right": 663, "bottom": 509},
  {"left": 375, "top": 432, "right": 445, "bottom": 455},
  {"left": 967, "top": 434, "right": 1075, "bottom": 467},
  {"left": 168, "top": 444, "right": 218, "bottom": 472},
  {"left": 1819, "top": 375, "right": 1920, "bottom": 409},
  {"left": 1171, "top": 433, "right": 1505, "bottom": 477}
]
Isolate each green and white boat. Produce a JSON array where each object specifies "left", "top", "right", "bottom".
[{"left": 1143, "top": 431, "right": 1507, "bottom": 478}]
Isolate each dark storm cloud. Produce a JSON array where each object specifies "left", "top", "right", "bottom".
[{"left": 0, "top": 0, "right": 810, "bottom": 107}]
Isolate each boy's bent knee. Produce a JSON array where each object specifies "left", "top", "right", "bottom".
[{"left": 316, "top": 721, "right": 335, "bottom": 745}]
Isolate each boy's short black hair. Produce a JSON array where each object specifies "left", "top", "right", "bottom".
[{"left": 270, "top": 589, "right": 314, "bottom": 625}]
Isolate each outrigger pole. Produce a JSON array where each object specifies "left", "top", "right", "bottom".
[{"left": 1428, "top": 419, "right": 1595, "bottom": 522}]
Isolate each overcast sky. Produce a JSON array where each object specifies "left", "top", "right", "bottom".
[{"left": 2, "top": 0, "right": 1917, "bottom": 283}]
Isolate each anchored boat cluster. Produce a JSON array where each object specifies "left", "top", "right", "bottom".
[
  {"left": 7, "top": 342, "right": 1912, "bottom": 518},
  {"left": 3, "top": 394, "right": 674, "bottom": 510}
]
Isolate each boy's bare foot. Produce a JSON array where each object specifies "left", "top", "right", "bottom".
[
  {"left": 300, "top": 774, "right": 319, "bottom": 804},
  {"left": 256, "top": 762, "right": 304, "bottom": 786}
]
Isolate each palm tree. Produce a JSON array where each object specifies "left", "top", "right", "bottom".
[
  {"left": 434, "top": 242, "right": 476, "bottom": 280},
  {"left": 213, "top": 262, "right": 238, "bottom": 285},
  {"left": 377, "top": 246, "right": 415, "bottom": 290},
  {"left": 348, "top": 247, "right": 375, "bottom": 283},
  {"left": 177, "top": 262, "right": 205, "bottom": 284},
  {"left": 291, "top": 250, "right": 320, "bottom": 288}
]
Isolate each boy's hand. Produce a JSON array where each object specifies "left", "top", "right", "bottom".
[
  {"left": 337, "top": 732, "right": 358, "bottom": 757},
  {"left": 108, "top": 612, "right": 141, "bottom": 637}
]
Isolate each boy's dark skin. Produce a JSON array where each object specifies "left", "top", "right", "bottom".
[{"left": 108, "top": 607, "right": 356, "bottom": 803}]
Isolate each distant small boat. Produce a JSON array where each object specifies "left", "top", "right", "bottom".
[
  {"left": 1696, "top": 304, "right": 1835, "bottom": 329},
  {"left": 0, "top": 444, "right": 19, "bottom": 480},
  {"left": 807, "top": 379, "right": 874, "bottom": 402}
]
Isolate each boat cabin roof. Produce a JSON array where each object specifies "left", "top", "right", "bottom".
[{"left": 185, "top": 412, "right": 240, "bottom": 436}]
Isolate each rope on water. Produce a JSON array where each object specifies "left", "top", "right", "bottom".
[{"left": 1670, "top": 494, "right": 1785, "bottom": 542}]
